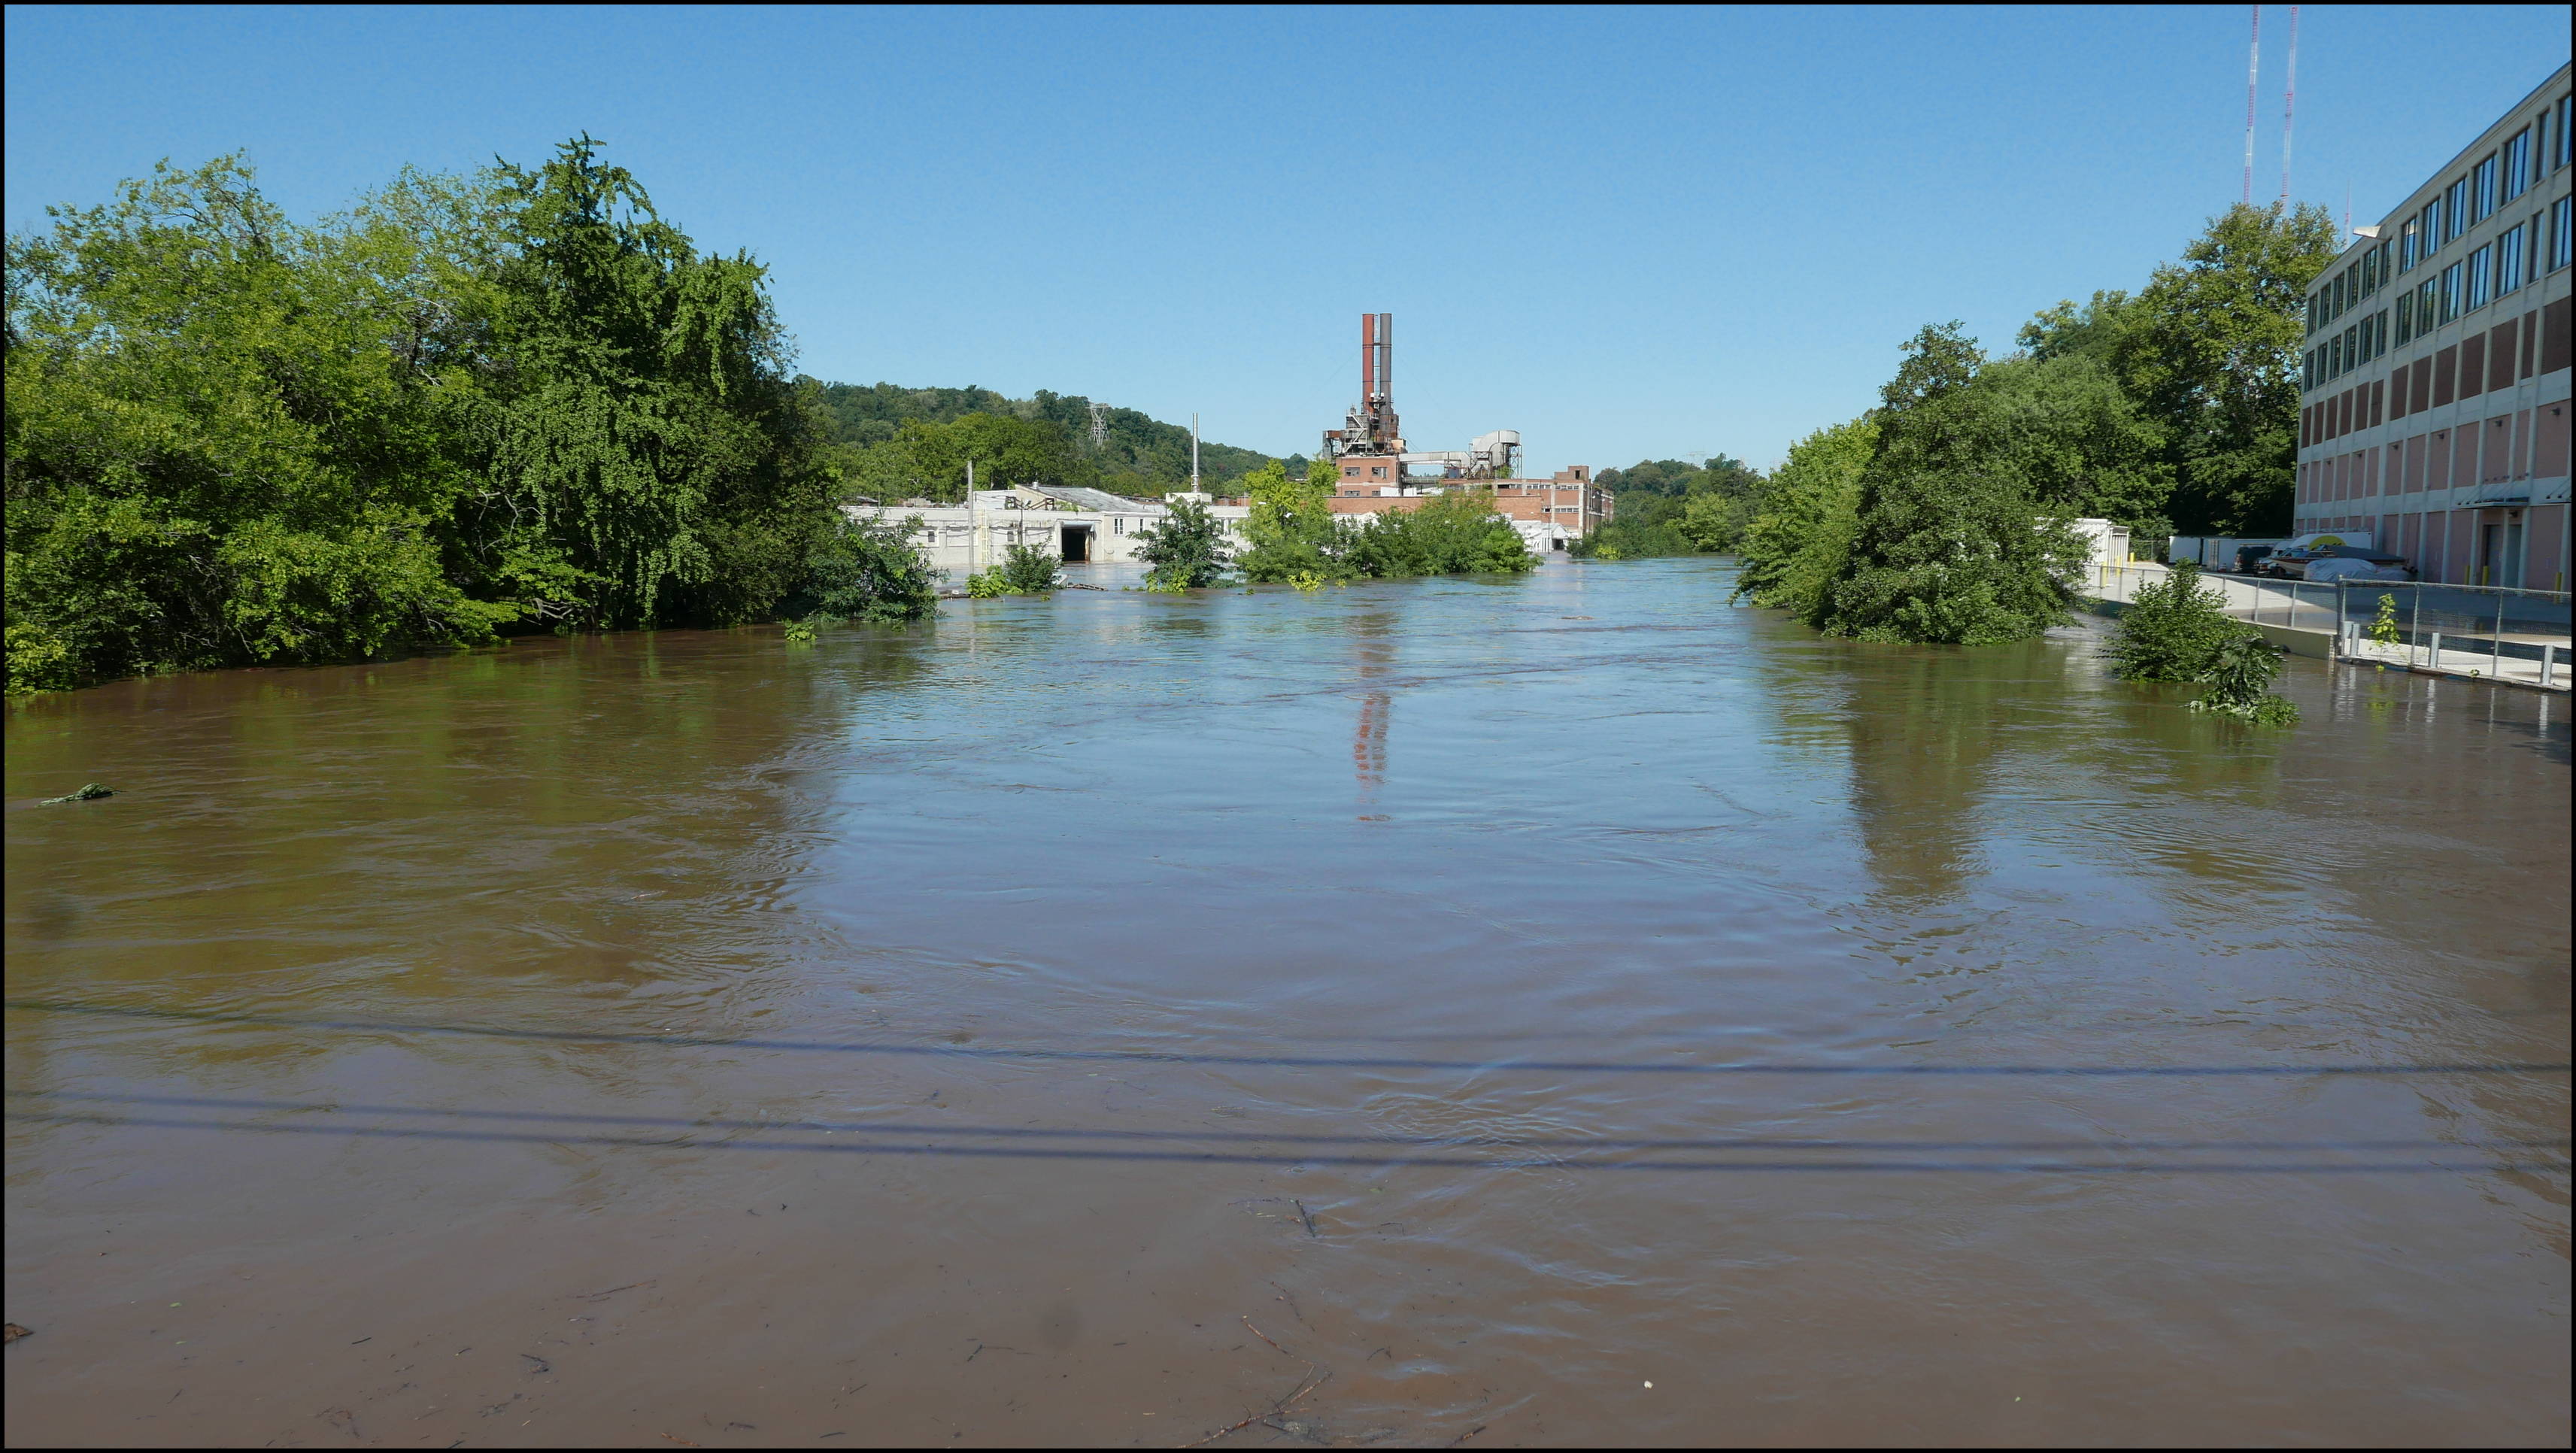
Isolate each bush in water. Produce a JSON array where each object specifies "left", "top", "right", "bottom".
[
  {"left": 1135, "top": 496, "right": 1232, "bottom": 591},
  {"left": 2189, "top": 635, "right": 2300, "bottom": 725},
  {"left": 2106, "top": 562, "right": 2243, "bottom": 682}
]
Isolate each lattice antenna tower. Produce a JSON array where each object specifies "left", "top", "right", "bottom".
[
  {"left": 2280, "top": 6, "right": 2298, "bottom": 202},
  {"left": 1087, "top": 401, "right": 1108, "bottom": 450},
  {"left": 2243, "top": 5, "right": 2262, "bottom": 205}
]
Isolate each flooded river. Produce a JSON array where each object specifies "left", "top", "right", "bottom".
[{"left": 5, "top": 557, "right": 2568, "bottom": 1447}]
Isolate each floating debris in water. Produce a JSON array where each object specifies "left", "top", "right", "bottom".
[{"left": 39, "top": 783, "right": 113, "bottom": 805}]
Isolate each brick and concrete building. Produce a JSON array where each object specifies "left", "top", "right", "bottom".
[
  {"left": 1324, "top": 465, "right": 1615, "bottom": 552},
  {"left": 2296, "top": 65, "right": 2574, "bottom": 590}
]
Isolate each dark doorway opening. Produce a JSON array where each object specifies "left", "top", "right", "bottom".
[{"left": 1060, "top": 524, "right": 1093, "bottom": 563}]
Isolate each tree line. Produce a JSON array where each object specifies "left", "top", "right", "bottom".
[
  {"left": 815, "top": 384, "right": 1279, "bottom": 502},
  {"left": 3, "top": 142, "right": 1285, "bottom": 693},
  {"left": 1574, "top": 455, "right": 1765, "bottom": 560},
  {"left": 1731, "top": 202, "right": 2339, "bottom": 645}
]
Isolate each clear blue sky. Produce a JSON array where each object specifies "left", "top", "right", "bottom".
[{"left": 6, "top": 5, "right": 2570, "bottom": 474}]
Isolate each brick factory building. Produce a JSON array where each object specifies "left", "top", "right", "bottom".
[{"left": 2295, "top": 64, "right": 2573, "bottom": 590}]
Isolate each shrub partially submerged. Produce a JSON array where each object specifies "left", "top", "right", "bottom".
[
  {"left": 2107, "top": 562, "right": 2297, "bottom": 724},
  {"left": 1345, "top": 493, "right": 1537, "bottom": 578},
  {"left": 965, "top": 543, "right": 1062, "bottom": 597},
  {"left": 792, "top": 514, "right": 939, "bottom": 622},
  {"left": 2189, "top": 635, "right": 2300, "bottom": 724},
  {"left": 1134, "top": 496, "right": 1232, "bottom": 592}
]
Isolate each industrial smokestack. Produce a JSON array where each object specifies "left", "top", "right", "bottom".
[
  {"left": 1361, "top": 313, "right": 1376, "bottom": 399},
  {"left": 1378, "top": 313, "right": 1391, "bottom": 401}
]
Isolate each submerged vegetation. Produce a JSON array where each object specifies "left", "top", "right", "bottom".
[
  {"left": 966, "top": 543, "right": 1063, "bottom": 598},
  {"left": 5, "top": 141, "right": 942, "bottom": 694},
  {"left": 2107, "top": 563, "right": 2298, "bottom": 725},
  {"left": 1731, "top": 202, "right": 2338, "bottom": 648},
  {"left": 2, "top": 142, "right": 1300, "bottom": 694},
  {"left": 1233, "top": 459, "right": 1537, "bottom": 584},
  {"left": 1134, "top": 497, "right": 1233, "bottom": 592}
]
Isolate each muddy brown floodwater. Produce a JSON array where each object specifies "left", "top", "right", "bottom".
[{"left": 4, "top": 557, "right": 2569, "bottom": 1448}]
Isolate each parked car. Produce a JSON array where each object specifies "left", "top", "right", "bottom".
[
  {"left": 2259, "top": 544, "right": 2412, "bottom": 581},
  {"left": 2232, "top": 544, "right": 2277, "bottom": 574}
]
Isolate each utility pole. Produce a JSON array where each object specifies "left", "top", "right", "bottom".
[
  {"left": 1191, "top": 413, "right": 1200, "bottom": 493},
  {"left": 966, "top": 457, "right": 977, "bottom": 574}
]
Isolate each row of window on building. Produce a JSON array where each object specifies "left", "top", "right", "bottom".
[
  {"left": 2304, "top": 298, "right": 2571, "bottom": 449},
  {"left": 2305, "top": 193, "right": 2572, "bottom": 388},
  {"left": 2306, "top": 91, "right": 2572, "bottom": 343}
]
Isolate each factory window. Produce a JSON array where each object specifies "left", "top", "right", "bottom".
[
  {"left": 1342, "top": 465, "right": 1361, "bottom": 478},
  {"left": 2503, "top": 129, "right": 2532, "bottom": 202},
  {"left": 2466, "top": 244, "right": 2492, "bottom": 312},
  {"left": 2498, "top": 225, "right": 2524, "bottom": 299},
  {"left": 2446, "top": 177, "right": 2469, "bottom": 241},
  {"left": 2559, "top": 94, "right": 2573, "bottom": 168},
  {"left": 2472, "top": 153, "right": 2498, "bottom": 223},
  {"left": 2399, "top": 217, "right": 2420, "bottom": 271},
  {"left": 2422, "top": 200, "right": 2444, "bottom": 253},
  {"left": 2555, "top": 196, "right": 2574, "bottom": 271},
  {"left": 2396, "top": 292, "right": 2414, "bottom": 345},
  {"left": 2440, "top": 262, "right": 2462, "bottom": 323},
  {"left": 1370, "top": 466, "right": 1388, "bottom": 478}
]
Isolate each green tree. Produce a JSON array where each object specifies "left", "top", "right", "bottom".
[
  {"left": 2023, "top": 203, "right": 2338, "bottom": 535},
  {"left": 894, "top": 411, "right": 1089, "bottom": 501},
  {"left": 1134, "top": 496, "right": 1231, "bottom": 590},
  {"left": 790, "top": 513, "right": 937, "bottom": 621},
  {"left": 1236, "top": 457, "right": 1346, "bottom": 582},
  {"left": 469, "top": 136, "right": 830, "bottom": 631},
  {"left": 1582, "top": 454, "right": 1764, "bottom": 559},
  {"left": 1962, "top": 353, "right": 2172, "bottom": 532},
  {"left": 6, "top": 156, "right": 519, "bottom": 690},
  {"left": 7, "top": 139, "right": 871, "bottom": 694},
  {"left": 1733, "top": 419, "right": 1876, "bottom": 615},
  {"left": 969, "top": 542, "right": 1062, "bottom": 596},
  {"left": 2104, "top": 562, "right": 2244, "bottom": 681},
  {"left": 1816, "top": 323, "right": 2086, "bottom": 645},
  {"left": 1345, "top": 493, "right": 1536, "bottom": 578},
  {"left": 1678, "top": 490, "right": 1754, "bottom": 552}
]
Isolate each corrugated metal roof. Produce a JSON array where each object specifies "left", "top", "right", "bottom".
[{"left": 1026, "top": 485, "right": 1164, "bottom": 514}]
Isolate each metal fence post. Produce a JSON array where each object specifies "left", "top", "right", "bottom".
[
  {"left": 2411, "top": 585, "right": 2423, "bottom": 667},
  {"left": 2493, "top": 592, "right": 2507, "bottom": 678}
]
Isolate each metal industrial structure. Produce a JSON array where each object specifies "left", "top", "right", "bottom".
[
  {"left": 1320, "top": 312, "right": 1522, "bottom": 481},
  {"left": 1308, "top": 312, "right": 1610, "bottom": 550}
]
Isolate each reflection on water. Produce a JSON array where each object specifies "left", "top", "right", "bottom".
[{"left": 5, "top": 559, "right": 2568, "bottom": 1448}]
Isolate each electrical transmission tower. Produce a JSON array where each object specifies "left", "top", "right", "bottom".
[{"left": 1088, "top": 402, "right": 1108, "bottom": 450}]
